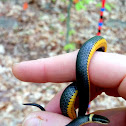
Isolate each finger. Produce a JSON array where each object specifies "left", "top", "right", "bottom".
[
  {"left": 22, "top": 108, "right": 126, "bottom": 126},
  {"left": 12, "top": 51, "right": 77, "bottom": 83},
  {"left": 22, "top": 111, "right": 71, "bottom": 126},
  {"left": 89, "top": 52, "right": 126, "bottom": 88},
  {"left": 12, "top": 52, "right": 126, "bottom": 87},
  {"left": 12, "top": 52, "right": 126, "bottom": 99},
  {"left": 89, "top": 52, "right": 126, "bottom": 99}
]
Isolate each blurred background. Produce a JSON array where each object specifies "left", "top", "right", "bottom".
[{"left": 0, "top": 0, "right": 126, "bottom": 125}]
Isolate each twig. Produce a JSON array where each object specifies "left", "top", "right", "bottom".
[{"left": 66, "top": 0, "right": 73, "bottom": 44}]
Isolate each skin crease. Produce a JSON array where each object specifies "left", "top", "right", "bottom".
[{"left": 12, "top": 51, "right": 126, "bottom": 126}]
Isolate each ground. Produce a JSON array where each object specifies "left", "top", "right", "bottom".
[{"left": 0, "top": 0, "right": 126, "bottom": 126}]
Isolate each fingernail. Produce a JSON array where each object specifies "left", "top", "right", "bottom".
[{"left": 23, "top": 116, "right": 43, "bottom": 126}]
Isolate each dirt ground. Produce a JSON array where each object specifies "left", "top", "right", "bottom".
[{"left": 0, "top": 0, "right": 126, "bottom": 126}]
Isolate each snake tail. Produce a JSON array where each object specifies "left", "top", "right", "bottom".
[
  {"left": 23, "top": 103, "right": 45, "bottom": 111},
  {"left": 66, "top": 114, "right": 110, "bottom": 126}
]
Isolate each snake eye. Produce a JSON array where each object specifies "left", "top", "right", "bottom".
[{"left": 23, "top": 103, "right": 45, "bottom": 111}]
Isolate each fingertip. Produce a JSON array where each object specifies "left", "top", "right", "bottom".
[
  {"left": 12, "top": 60, "right": 45, "bottom": 82},
  {"left": 12, "top": 62, "right": 27, "bottom": 81},
  {"left": 12, "top": 63, "right": 21, "bottom": 80},
  {"left": 23, "top": 111, "right": 71, "bottom": 126}
]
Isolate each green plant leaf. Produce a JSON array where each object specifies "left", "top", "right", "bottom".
[
  {"left": 52, "top": 0, "right": 56, "bottom": 2},
  {"left": 82, "top": 0, "right": 93, "bottom": 4},
  {"left": 69, "top": 29, "right": 76, "bottom": 36},
  {"left": 96, "top": 3, "right": 102, "bottom": 7},
  {"left": 64, "top": 43, "right": 76, "bottom": 51},
  {"left": 109, "top": 3, "right": 115, "bottom": 8},
  {"left": 75, "top": 1, "right": 86, "bottom": 11},
  {"left": 60, "top": 31, "right": 64, "bottom": 35},
  {"left": 105, "top": 4, "right": 112, "bottom": 11},
  {"left": 59, "top": 14, "right": 66, "bottom": 22}
]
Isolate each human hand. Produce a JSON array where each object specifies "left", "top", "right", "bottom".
[{"left": 12, "top": 51, "right": 126, "bottom": 126}]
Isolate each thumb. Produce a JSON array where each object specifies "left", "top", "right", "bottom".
[{"left": 22, "top": 111, "right": 71, "bottom": 126}]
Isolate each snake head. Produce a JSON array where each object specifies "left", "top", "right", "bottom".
[
  {"left": 66, "top": 114, "right": 110, "bottom": 126},
  {"left": 91, "top": 114, "right": 110, "bottom": 124}
]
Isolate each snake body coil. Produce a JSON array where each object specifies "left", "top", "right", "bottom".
[
  {"left": 24, "top": 36, "right": 110, "bottom": 126},
  {"left": 60, "top": 36, "right": 109, "bottom": 125}
]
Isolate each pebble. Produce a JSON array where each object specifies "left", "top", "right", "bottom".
[{"left": 0, "top": 44, "right": 5, "bottom": 54}]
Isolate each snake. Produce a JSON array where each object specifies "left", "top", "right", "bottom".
[{"left": 23, "top": 36, "right": 110, "bottom": 126}]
